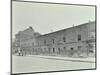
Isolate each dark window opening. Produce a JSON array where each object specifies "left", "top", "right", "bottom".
[
  {"left": 52, "top": 39, "right": 55, "bottom": 44},
  {"left": 78, "top": 46, "right": 81, "bottom": 49},
  {"left": 44, "top": 40, "right": 46, "bottom": 44},
  {"left": 89, "top": 50, "right": 93, "bottom": 53},
  {"left": 58, "top": 48, "right": 60, "bottom": 54},
  {"left": 88, "top": 44, "right": 93, "bottom": 48},
  {"left": 71, "top": 48, "right": 73, "bottom": 50},
  {"left": 78, "top": 34, "right": 81, "bottom": 41},
  {"left": 63, "top": 47, "right": 66, "bottom": 50},
  {"left": 53, "top": 48, "right": 55, "bottom": 53},
  {"left": 58, "top": 48, "right": 60, "bottom": 50},
  {"left": 63, "top": 37, "right": 66, "bottom": 42},
  {"left": 70, "top": 48, "right": 74, "bottom": 56}
]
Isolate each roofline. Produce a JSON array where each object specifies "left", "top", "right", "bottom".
[{"left": 38, "top": 21, "right": 95, "bottom": 37}]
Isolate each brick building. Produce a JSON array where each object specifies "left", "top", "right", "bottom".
[{"left": 13, "top": 21, "right": 95, "bottom": 57}]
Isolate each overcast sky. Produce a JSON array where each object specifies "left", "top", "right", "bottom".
[{"left": 12, "top": 1, "right": 95, "bottom": 39}]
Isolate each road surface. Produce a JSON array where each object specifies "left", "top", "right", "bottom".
[{"left": 12, "top": 55, "right": 95, "bottom": 74}]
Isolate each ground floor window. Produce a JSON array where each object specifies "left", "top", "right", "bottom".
[
  {"left": 71, "top": 48, "right": 73, "bottom": 50},
  {"left": 70, "top": 48, "right": 74, "bottom": 56},
  {"left": 63, "top": 47, "right": 66, "bottom": 50},
  {"left": 53, "top": 48, "right": 55, "bottom": 53},
  {"left": 89, "top": 50, "right": 93, "bottom": 53},
  {"left": 58, "top": 48, "right": 60, "bottom": 54},
  {"left": 78, "top": 46, "right": 81, "bottom": 50},
  {"left": 48, "top": 48, "right": 51, "bottom": 53}
]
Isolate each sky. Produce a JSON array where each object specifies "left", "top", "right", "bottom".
[{"left": 12, "top": 1, "right": 95, "bottom": 39}]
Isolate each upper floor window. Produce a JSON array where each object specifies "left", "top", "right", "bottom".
[
  {"left": 38, "top": 42, "right": 39, "bottom": 46},
  {"left": 78, "top": 34, "right": 81, "bottom": 41},
  {"left": 90, "top": 32, "right": 95, "bottom": 39},
  {"left": 78, "top": 46, "right": 81, "bottom": 50},
  {"left": 44, "top": 40, "right": 46, "bottom": 45},
  {"left": 52, "top": 39, "right": 55, "bottom": 44},
  {"left": 32, "top": 42, "right": 34, "bottom": 46},
  {"left": 63, "top": 37, "right": 66, "bottom": 42},
  {"left": 63, "top": 47, "right": 66, "bottom": 50},
  {"left": 70, "top": 48, "right": 74, "bottom": 50}
]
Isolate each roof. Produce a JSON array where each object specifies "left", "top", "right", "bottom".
[{"left": 38, "top": 21, "right": 95, "bottom": 38}]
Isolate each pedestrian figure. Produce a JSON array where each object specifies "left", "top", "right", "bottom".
[{"left": 18, "top": 48, "right": 21, "bottom": 56}]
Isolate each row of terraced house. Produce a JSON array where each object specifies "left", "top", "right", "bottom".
[{"left": 12, "top": 21, "right": 96, "bottom": 57}]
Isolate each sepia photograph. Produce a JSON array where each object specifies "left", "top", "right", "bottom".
[{"left": 12, "top": 0, "right": 96, "bottom": 74}]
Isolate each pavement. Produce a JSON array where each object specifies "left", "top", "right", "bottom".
[{"left": 27, "top": 55, "right": 95, "bottom": 63}]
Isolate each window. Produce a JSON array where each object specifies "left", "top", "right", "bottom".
[
  {"left": 63, "top": 37, "right": 66, "bottom": 42},
  {"left": 58, "top": 48, "right": 60, "bottom": 50},
  {"left": 63, "top": 47, "right": 66, "bottom": 50},
  {"left": 53, "top": 48, "right": 55, "bottom": 53},
  {"left": 89, "top": 50, "right": 93, "bottom": 53},
  {"left": 88, "top": 44, "right": 93, "bottom": 48},
  {"left": 71, "top": 48, "right": 73, "bottom": 50},
  {"left": 90, "top": 32, "right": 95, "bottom": 39},
  {"left": 52, "top": 39, "right": 55, "bottom": 44},
  {"left": 78, "top": 34, "right": 81, "bottom": 41},
  {"left": 78, "top": 46, "right": 81, "bottom": 50},
  {"left": 58, "top": 48, "right": 60, "bottom": 54},
  {"left": 48, "top": 48, "right": 51, "bottom": 53},
  {"left": 44, "top": 40, "right": 46, "bottom": 45},
  {"left": 32, "top": 42, "right": 34, "bottom": 46}
]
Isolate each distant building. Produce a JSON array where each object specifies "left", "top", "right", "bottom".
[{"left": 13, "top": 21, "right": 95, "bottom": 57}]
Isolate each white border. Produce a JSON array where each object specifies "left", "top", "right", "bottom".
[{"left": 0, "top": 0, "right": 99, "bottom": 75}]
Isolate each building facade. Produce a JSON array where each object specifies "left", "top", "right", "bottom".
[{"left": 13, "top": 21, "right": 95, "bottom": 57}]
